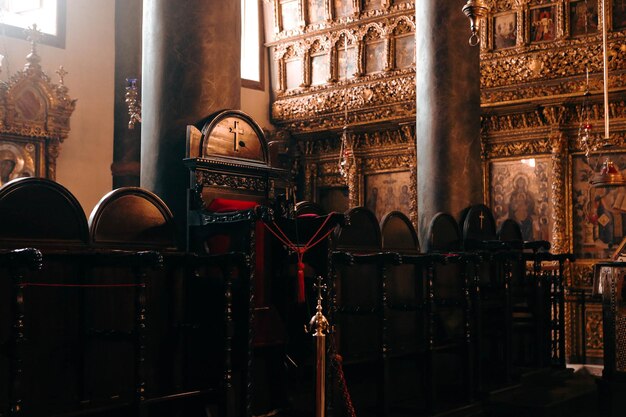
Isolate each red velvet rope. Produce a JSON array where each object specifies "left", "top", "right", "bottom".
[{"left": 263, "top": 215, "right": 335, "bottom": 303}]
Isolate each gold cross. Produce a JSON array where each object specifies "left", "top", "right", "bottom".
[
  {"left": 313, "top": 276, "right": 326, "bottom": 302},
  {"left": 479, "top": 212, "right": 485, "bottom": 229},
  {"left": 228, "top": 120, "right": 245, "bottom": 152},
  {"left": 56, "top": 66, "right": 68, "bottom": 85},
  {"left": 26, "top": 24, "right": 43, "bottom": 48}
]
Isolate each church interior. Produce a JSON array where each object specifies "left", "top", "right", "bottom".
[{"left": 1, "top": 0, "right": 626, "bottom": 416}]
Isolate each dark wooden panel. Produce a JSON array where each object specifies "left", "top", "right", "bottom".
[
  {"left": 381, "top": 211, "right": 419, "bottom": 252},
  {"left": 425, "top": 212, "right": 461, "bottom": 253},
  {"left": 334, "top": 207, "right": 381, "bottom": 251},
  {"left": 89, "top": 187, "right": 176, "bottom": 250},
  {"left": 0, "top": 177, "right": 88, "bottom": 247}
]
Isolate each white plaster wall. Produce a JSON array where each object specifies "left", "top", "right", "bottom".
[
  {"left": 0, "top": 0, "right": 115, "bottom": 215},
  {"left": 0, "top": 0, "right": 272, "bottom": 214}
]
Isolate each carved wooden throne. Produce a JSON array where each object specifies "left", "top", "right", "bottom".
[{"left": 184, "top": 110, "right": 290, "bottom": 414}]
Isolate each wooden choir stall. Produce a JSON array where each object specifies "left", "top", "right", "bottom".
[{"left": 0, "top": 108, "right": 579, "bottom": 417}]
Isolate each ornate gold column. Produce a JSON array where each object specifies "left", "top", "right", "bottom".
[
  {"left": 141, "top": 0, "right": 241, "bottom": 244},
  {"left": 415, "top": 0, "right": 483, "bottom": 242},
  {"left": 544, "top": 105, "right": 567, "bottom": 254},
  {"left": 344, "top": 132, "right": 360, "bottom": 208}
]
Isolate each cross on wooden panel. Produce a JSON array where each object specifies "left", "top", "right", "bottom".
[{"left": 229, "top": 120, "right": 245, "bottom": 152}]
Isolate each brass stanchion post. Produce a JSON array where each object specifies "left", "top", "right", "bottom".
[{"left": 306, "top": 276, "right": 329, "bottom": 417}]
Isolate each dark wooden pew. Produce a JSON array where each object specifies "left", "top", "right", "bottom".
[
  {"left": 0, "top": 248, "right": 42, "bottom": 416},
  {"left": 0, "top": 178, "right": 163, "bottom": 417},
  {"left": 462, "top": 204, "right": 514, "bottom": 392},
  {"left": 329, "top": 207, "right": 385, "bottom": 417},
  {"left": 89, "top": 186, "right": 254, "bottom": 417},
  {"left": 424, "top": 212, "right": 476, "bottom": 412},
  {"left": 380, "top": 212, "right": 424, "bottom": 415},
  {"left": 498, "top": 218, "right": 542, "bottom": 371}
]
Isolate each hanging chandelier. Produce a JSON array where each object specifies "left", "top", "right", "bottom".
[
  {"left": 462, "top": 0, "right": 489, "bottom": 46},
  {"left": 580, "top": 0, "right": 626, "bottom": 188},
  {"left": 338, "top": 31, "right": 355, "bottom": 182}
]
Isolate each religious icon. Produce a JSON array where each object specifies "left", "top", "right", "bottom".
[
  {"left": 308, "top": 0, "right": 326, "bottom": 24},
  {"left": 490, "top": 158, "right": 552, "bottom": 243},
  {"left": 0, "top": 142, "right": 35, "bottom": 186},
  {"left": 570, "top": 0, "right": 598, "bottom": 37},
  {"left": 493, "top": 12, "right": 516, "bottom": 49},
  {"left": 614, "top": 0, "right": 626, "bottom": 29},
  {"left": 364, "top": 0, "right": 381, "bottom": 12},
  {"left": 334, "top": 0, "right": 353, "bottom": 18},
  {"left": 508, "top": 175, "right": 536, "bottom": 239},
  {"left": 281, "top": 0, "right": 300, "bottom": 31},
  {"left": 572, "top": 153, "right": 626, "bottom": 259},
  {"left": 311, "top": 54, "right": 329, "bottom": 86},
  {"left": 530, "top": 6, "right": 556, "bottom": 42},
  {"left": 338, "top": 46, "right": 356, "bottom": 80},
  {"left": 286, "top": 58, "right": 303, "bottom": 89},
  {"left": 365, "top": 42, "right": 384, "bottom": 74},
  {"left": 395, "top": 35, "right": 415, "bottom": 69},
  {"left": 364, "top": 171, "right": 411, "bottom": 221}
]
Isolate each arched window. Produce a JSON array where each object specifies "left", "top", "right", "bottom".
[
  {"left": 0, "top": 0, "right": 65, "bottom": 48},
  {"left": 241, "top": 0, "right": 264, "bottom": 89}
]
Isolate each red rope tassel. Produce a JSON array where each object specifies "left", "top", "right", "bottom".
[
  {"left": 297, "top": 261, "right": 305, "bottom": 303},
  {"left": 263, "top": 217, "right": 335, "bottom": 304}
]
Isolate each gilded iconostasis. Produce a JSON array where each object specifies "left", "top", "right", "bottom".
[
  {"left": 264, "top": 0, "right": 417, "bottom": 225},
  {"left": 481, "top": 0, "right": 626, "bottom": 364},
  {"left": 264, "top": 0, "right": 626, "bottom": 364}
]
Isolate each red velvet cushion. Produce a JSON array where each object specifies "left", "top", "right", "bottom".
[{"left": 207, "top": 198, "right": 258, "bottom": 212}]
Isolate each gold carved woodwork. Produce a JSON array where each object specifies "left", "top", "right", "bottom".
[
  {"left": 571, "top": 260, "right": 595, "bottom": 288},
  {"left": 301, "top": 124, "right": 417, "bottom": 224},
  {"left": 480, "top": 0, "right": 626, "bottom": 363},
  {"left": 195, "top": 170, "right": 269, "bottom": 194},
  {"left": 550, "top": 131, "right": 567, "bottom": 254},
  {"left": 481, "top": 12, "right": 626, "bottom": 104},
  {"left": 585, "top": 305, "right": 604, "bottom": 356},
  {"left": 271, "top": 70, "right": 415, "bottom": 132},
  {"left": 0, "top": 36, "right": 75, "bottom": 182},
  {"left": 268, "top": 2, "right": 416, "bottom": 134},
  {"left": 482, "top": 137, "right": 552, "bottom": 159},
  {"left": 270, "top": 0, "right": 415, "bottom": 42}
]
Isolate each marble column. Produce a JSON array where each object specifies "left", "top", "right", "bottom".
[
  {"left": 112, "top": 0, "right": 142, "bottom": 188},
  {"left": 415, "top": 0, "right": 483, "bottom": 244},
  {"left": 141, "top": 0, "right": 241, "bottom": 243}
]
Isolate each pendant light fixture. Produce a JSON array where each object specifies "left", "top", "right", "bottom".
[{"left": 590, "top": 0, "right": 626, "bottom": 188}]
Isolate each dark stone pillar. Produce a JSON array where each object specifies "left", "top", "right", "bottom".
[
  {"left": 415, "top": 0, "right": 483, "bottom": 244},
  {"left": 141, "top": 0, "right": 241, "bottom": 244},
  {"left": 112, "top": 0, "right": 142, "bottom": 188}
]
